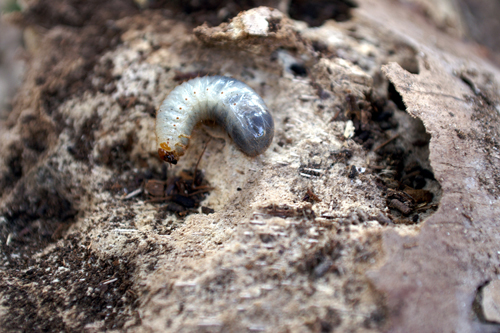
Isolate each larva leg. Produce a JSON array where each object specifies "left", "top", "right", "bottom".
[{"left": 175, "top": 142, "right": 188, "bottom": 150}]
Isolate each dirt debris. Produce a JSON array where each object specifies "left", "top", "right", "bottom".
[{"left": 194, "top": 6, "right": 305, "bottom": 55}]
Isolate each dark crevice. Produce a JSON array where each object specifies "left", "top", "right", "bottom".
[
  {"left": 348, "top": 81, "right": 440, "bottom": 224},
  {"left": 288, "top": 0, "right": 357, "bottom": 27},
  {"left": 471, "top": 281, "right": 500, "bottom": 331},
  {"left": 147, "top": 0, "right": 269, "bottom": 26},
  {"left": 290, "top": 63, "right": 308, "bottom": 77},
  {"left": 388, "top": 82, "right": 406, "bottom": 111},
  {"left": 472, "top": 281, "right": 491, "bottom": 322}
]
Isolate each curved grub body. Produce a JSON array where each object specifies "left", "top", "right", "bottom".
[{"left": 156, "top": 76, "right": 274, "bottom": 164}]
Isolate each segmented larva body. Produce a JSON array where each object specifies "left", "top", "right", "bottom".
[{"left": 156, "top": 76, "right": 274, "bottom": 164}]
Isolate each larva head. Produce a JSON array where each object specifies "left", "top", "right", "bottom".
[
  {"left": 158, "top": 147, "right": 179, "bottom": 164},
  {"left": 229, "top": 98, "right": 275, "bottom": 157}
]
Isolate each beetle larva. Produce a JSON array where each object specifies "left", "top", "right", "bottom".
[{"left": 156, "top": 76, "right": 274, "bottom": 164}]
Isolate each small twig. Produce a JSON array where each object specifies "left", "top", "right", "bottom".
[
  {"left": 121, "top": 188, "right": 143, "bottom": 200},
  {"left": 193, "top": 138, "right": 211, "bottom": 189},
  {"left": 330, "top": 108, "right": 341, "bottom": 121},
  {"left": 302, "top": 168, "right": 323, "bottom": 174},
  {"left": 101, "top": 277, "right": 118, "bottom": 285},
  {"left": 188, "top": 187, "right": 215, "bottom": 197},
  {"left": 374, "top": 134, "right": 400, "bottom": 152},
  {"left": 401, "top": 170, "right": 420, "bottom": 180},
  {"left": 113, "top": 229, "right": 138, "bottom": 234},
  {"left": 298, "top": 95, "right": 317, "bottom": 101}
]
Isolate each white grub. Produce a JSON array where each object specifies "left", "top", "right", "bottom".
[{"left": 156, "top": 76, "right": 274, "bottom": 164}]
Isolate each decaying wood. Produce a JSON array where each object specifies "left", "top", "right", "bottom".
[{"left": 0, "top": 0, "right": 499, "bottom": 332}]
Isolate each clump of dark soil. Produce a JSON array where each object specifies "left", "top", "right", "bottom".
[
  {"left": 0, "top": 2, "right": 146, "bottom": 331},
  {"left": 0, "top": 235, "right": 138, "bottom": 332},
  {"left": 0, "top": 167, "right": 78, "bottom": 262}
]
